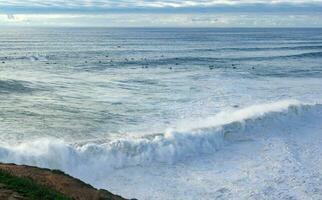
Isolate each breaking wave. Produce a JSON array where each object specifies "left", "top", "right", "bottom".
[{"left": 0, "top": 100, "right": 321, "bottom": 180}]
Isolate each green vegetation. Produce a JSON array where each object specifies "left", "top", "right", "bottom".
[{"left": 0, "top": 169, "right": 71, "bottom": 200}]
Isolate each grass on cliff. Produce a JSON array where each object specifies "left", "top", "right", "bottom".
[{"left": 0, "top": 169, "right": 71, "bottom": 200}]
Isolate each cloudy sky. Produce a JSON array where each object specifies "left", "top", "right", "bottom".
[{"left": 0, "top": 0, "right": 322, "bottom": 27}]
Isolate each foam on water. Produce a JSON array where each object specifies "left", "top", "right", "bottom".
[
  {"left": 1, "top": 28, "right": 322, "bottom": 199},
  {"left": 1, "top": 100, "right": 320, "bottom": 182}
]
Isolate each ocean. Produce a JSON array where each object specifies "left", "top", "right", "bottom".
[{"left": 1, "top": 27, "right": 322, "bottom": 199}]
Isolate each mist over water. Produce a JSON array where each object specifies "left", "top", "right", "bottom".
[{"left": 1, "top": 28, "right": 322, "bottom": 199}]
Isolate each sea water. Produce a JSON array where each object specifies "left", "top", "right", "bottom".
[{"left": 1, "top": 28, "right": 322, "bottom": 199}]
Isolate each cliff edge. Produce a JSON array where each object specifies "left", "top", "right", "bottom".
[{"left": 0, "top": 163, "right": 129, "bottom": 200}]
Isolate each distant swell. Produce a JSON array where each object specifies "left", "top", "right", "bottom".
[
  {"left": 106, "top": 51, "right": 322, "bottom": 67},
  {"left": 0, "top": 100, "right": 321, "bottom": 180},
  {"left": 0, "top": 55, "right": 49, "bottom": 62},
  {"left": 0, "top": 79, "right": 34, "bottom": 94},
  {"left": 285, "top": 51, "right": 322, "bottom": 58},
  {"left": 197, "top": 45, "right": 322, "bottom": 52}
]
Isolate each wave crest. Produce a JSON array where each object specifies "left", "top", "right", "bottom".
[{"left": 0, "top": 100, "right": 321, "bottom": 179}]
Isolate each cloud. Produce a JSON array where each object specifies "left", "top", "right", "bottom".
[
  {"left": 0, "top": 1, "right": 321, "bottom": 27},
  {"left": 1, "top": 0, "right": 322, "bottom": 14},
  {"left": 1, "top": 1, "right": 322, "bottom": 8},
  {"left": 0, "top": 14, "right": 29, "bottom": 24},
  {"left": 7, "top": 14, "right": 15, "bottom": 20},
  {"left": 1, "top": 13, "right": 321, "bottom": 27}
]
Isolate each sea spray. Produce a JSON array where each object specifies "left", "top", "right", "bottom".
[{"left": 1, "top": 100, "right": 320, "bottom": 181}]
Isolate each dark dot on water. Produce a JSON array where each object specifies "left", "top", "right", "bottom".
[
  {"left": 233, "top": 67, "right": 237, "bottom": 69},
  {"left": 2, "top": 61, "right": 5, "bottom": 64},
  {"left": 175, "top": 63, "right": 179, "bottom": 65},
  {"left": 169, "top": 67, "right": 172, "bottom": 70},
  {"left": 252, "top": 67, "right": 255, "bottom": 69}
]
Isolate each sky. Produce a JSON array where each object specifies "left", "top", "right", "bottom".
[{"left": 0, "top": 0, "right": 322, "bottom": 27}]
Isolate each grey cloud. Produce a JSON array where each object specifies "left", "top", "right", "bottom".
[
  {"left": 1, "top": 0, "right": 322, "bottom": 13},
  {"left": 7, "top": 14, "right": 15, "bottom": 19}
]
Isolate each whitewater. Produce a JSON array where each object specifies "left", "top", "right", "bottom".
[{"left": 1, "top": 28, "right": 322, "bottom": 199}]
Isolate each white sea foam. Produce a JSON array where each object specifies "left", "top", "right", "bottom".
[
  {"left": 28, "top": 55, "right": 48, "bottom": 62},
  {"left": 0, "top": 100, "right": 320, "bottom": 182}
]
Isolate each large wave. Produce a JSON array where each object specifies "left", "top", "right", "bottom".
[{"left": 0, "top": 100, "right": 321, "bottom": 180}]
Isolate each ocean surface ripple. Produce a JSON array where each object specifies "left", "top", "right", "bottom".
[{"left": 1, "top": 28, "right": 322, "bottom": 200}]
